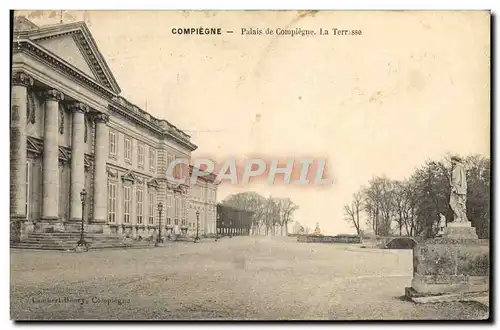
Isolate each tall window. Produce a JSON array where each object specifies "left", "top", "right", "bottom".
[
  {"left": 148, "top": 192, "right": 155, "bottom": 225},
  {"left": 123, "top": 186, "right": 132, "bottom": 224},
  {"left": 25, "top": 161, "right": 31, "bottom": 220},
  {"left": 107, "top": 181, "right": 117, "bottom": 223},
  {"left": 136, "top": 189, "right": 143, "bottom": 224},
  {"left": 124, "top": 137, "right": 132, "bottom": 163},
  {"left": 109, "top": 130, "right": 117, "bottom": 157},
  {"left": 137, "top": 143, "right": 145, "bottom": 168},
  {"left": 167, "top": 217, "right": 172, "bottom": 225},
  {"left": 149, "top": 148, "right": 156, "bottom": 171}
]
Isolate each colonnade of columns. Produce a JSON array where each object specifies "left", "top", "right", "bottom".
[{"left": 10, "top": 71, "right": 110, "bottom": 225}]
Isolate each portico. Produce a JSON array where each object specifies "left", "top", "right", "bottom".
[
  {"left": 11, "top": 16, "right": 210, "bottom": 247},
  {"left": 10, "top": 72, "right": 114, "bottom": 236}
]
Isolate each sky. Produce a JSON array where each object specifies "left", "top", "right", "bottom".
[{"left": 17, "top": 10, "right": 490, "bottom": 235}]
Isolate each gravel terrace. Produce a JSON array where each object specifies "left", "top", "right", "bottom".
[{"left": 10, "top": 236, "right": 489, "bottom": 320}]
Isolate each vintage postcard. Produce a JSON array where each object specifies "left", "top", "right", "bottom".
[{"left": 10, "top": 10, "right": 490, "bottom": 320}]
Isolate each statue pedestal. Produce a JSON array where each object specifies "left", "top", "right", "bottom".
[
  {"left": 444, "top": 221, "right": 479, "bottom": 239},
  {"left": 405, "top": 237, "right": 489, "bottom": 302}
]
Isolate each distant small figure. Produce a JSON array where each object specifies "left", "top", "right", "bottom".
[
  {"left": 313, "top": 222, "right": 322, "bottom": 236},
  {"left": 436, "top": 213, "right": 447, "bottom": 237}
]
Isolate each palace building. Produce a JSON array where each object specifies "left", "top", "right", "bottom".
[{"left": 10, "top": 16, "right": 217, "bottom": 243}]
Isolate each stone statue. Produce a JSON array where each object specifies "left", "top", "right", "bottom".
[
  {"left": 449, "top": 156, "right": 468, "bottom": 223},
  {"left": 436, "top": 213, "right": 446, "bottom": 237}
]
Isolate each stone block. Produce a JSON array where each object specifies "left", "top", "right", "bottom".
[
  {"left": 101, "top": 225, "right": 111, "bottom": 235},
  {"left": 444, "top": 222, "right": 478, "bottom": 239},
  {"left": 86, "top": 224, "right": 104, "bottom": 233},
  {"left": 53, "top": 222, "right": 65, "bottom": 232},
  {"left": 10, "top": 219, "right": 22, "bottom": 242},
  {"left": 64, "top": 223, "right": 82, "bottom": 232},
  {"left": 410, "top": 238, "right": 489, "bottom": 296},
  {"left": 405, "top": 286, "right": 489, "bottom": 304},
  {"left": 35, "top": 221, "right": 65, "bottom": 233}
]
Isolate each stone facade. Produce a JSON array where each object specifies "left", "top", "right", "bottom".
[
  {"left": 187, "top": 166, "right": 218, "bottom": 236},
  {"left": 10, "top": 16, "right": 216, "bottom": 241}
]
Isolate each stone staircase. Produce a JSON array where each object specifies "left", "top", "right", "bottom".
[{"left": 10, "top": 232, "right": 155, "bottom": 251}]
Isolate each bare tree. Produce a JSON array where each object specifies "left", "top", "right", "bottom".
[
  {"left": 277, "top": 197, "right": 299, "bottom": 236},
  {"left": 343, "top": 191, "right": 363, "bottom": 235},
  {"left": 363, "top": 176, "right": 396, "bottom": 236},
  {"left": 393, "top": 180, "right": 415, "bottom": 236},
  {"left": 222, "top": 192, "right": 300, "bottom": 237}
]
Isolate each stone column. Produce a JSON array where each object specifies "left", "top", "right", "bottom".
[
  {"left": 68, "top": 102, "right": 89, "bottom": 221},
  {"left": 92, "top": 113, "right": 109, "bottom": 223},
  {"left": 41, "top": 89, "right": 64, "bottom": 221},
  {"left": 10, "top": 72, "right": 33, "bottom": 219}
]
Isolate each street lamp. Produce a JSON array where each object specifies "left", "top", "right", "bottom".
[
  {"left": 194, "top": 210, "right": 200, "bottom": 243},
  {"left": 156, "top": 202, "right": 164, "bottom": 246},
  {"left": 77, "top": 189, "right": 88, "bottom": 251},
  {"left": 215, "top": 212, "right": 221, "bottom": 242}
]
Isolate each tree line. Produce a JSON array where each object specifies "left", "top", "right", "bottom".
[
  {"left": 221, "top": 192, "right": 299, "bottom": 236},
  {"left": 343, "top": 154, "right": 490, "bottom": 239}
]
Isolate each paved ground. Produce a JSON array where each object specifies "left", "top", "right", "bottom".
[{"left": 10, "top": 236, "right": 489, "bottom": 320}]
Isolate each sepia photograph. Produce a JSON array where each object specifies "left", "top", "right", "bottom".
[{"left": 9, "top": 9, "right": 491, "bottom": 321}]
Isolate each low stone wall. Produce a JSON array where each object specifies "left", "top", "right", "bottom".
[
  {"left": 297, "top": 235, "right": 361, "bottom": 244},
  {"left": 361, "top": 236, "right": 424, "bottom": 249}
]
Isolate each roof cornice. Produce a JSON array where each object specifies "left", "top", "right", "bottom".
[{"left": 108, "top": 102, "right": 198, "bottom": 152}]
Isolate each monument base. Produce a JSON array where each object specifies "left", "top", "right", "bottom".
[
  {"left": 407, "top": 236, "right": 489, "bottom": 301},
  {"left": 405, "top": 286, "right": 488, "bottom": 304},
  {"left": 443, "top": 221, "right": 479, "bottom": 239}
]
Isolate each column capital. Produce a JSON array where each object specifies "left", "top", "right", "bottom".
[
  {"left": 41, "top": 89, "right": 65, "bottom": 102},
  {"left": 68, "top": 102, "right": 89, "bottom": 114},
  {"left": 12, "top": 71, "right": 34, "bottom": 87},
  {"left": 93, "top": 113, "right": 110, "bottom": 124}
]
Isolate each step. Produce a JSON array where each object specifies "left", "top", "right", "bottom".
[
  {"left": 12, "top": 242, "right": 154, "bottom": 250},
  {"left": 11, "top": 244, "right": 68, "bottom": 251}
]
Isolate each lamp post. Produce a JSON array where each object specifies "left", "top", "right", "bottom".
[
  {"left": 76, "top": 189, "right": 88, "bottom": 251},
  {"left": 194, "top": 210, "right": 200, "bottom": 243},
  {"left": 156, "top": 202, "right": 164, "bottom": 246},
  {"left": 215, "top": 213, "right": 220, "bottom": 241}
]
